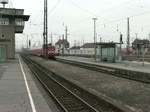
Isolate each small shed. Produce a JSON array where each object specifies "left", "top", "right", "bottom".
[{"left": 96, "top": 42, "right": 121, "bottom": 63}]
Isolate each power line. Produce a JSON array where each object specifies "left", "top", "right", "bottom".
[
  {"left": 28, "top": 0, "right": 63, "bottom": 39},
  {"left": 97, "top": 10, "right": 150, "bottom": 29},
  {"left": 48, "top": 0, "right": 63, "bottom": 15},
  {"left": 27, "top": 0, "right": 150, "bottom": 42},
  {"left": 67, "top": 0, "right": 107, "bottom": 21},
  {"left": 129, "top": 11, "right": 150, "bottom": 18},
  {"left": 97, "top": 0, "right": 133, "bottom": 16}
]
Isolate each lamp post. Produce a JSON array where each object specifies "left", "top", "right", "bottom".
[{"left": 92, "top": 18, "right": 97, "bottom": 61}]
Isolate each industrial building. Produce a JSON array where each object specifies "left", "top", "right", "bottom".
[{"left": 0, "top": 0, "right": 30, "bottom": 62}]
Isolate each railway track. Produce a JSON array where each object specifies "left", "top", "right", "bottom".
[
  {"left": 56, "top": 58, "right": 150, "bottom": 84},
  {"left": 22, "top": 55, "right": 133, "bottom": 112}
]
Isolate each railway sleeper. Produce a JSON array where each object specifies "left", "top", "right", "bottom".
[
  {"left": 66, "top": 106, "right": 86, "bottom": 110},
  {"left": 58, "top": 97, "right": 74, "bottom": 101},
  {"left": 66, "top": 107, "right": 86, "bottom": 111}
]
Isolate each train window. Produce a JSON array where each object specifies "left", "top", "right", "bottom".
[{"left": 48, "top": 47, "right": 55, "bottom": 50}]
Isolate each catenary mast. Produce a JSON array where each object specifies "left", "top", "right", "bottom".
[{"left": 43, "top": 0, "right": 48, "bottom": 59}]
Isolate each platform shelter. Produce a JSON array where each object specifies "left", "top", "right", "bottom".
[{"left": 96, "top": 42, "right": 121, "bottom": 63}]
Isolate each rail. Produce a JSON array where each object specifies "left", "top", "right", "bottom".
[{"left": 22, "top": 55, "right": 133, "bottom": 112}]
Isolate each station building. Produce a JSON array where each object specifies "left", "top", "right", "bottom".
[{"left": 0, "top": 4, "right": 30, "bottom": 61}]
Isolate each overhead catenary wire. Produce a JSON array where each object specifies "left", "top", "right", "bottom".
[
  {"left": 65, "top": 0, "right": 137, "bottom": 27},
  {"left": 96, "top": 0, "right": 134, "bottom": 16},
  {"left": 28, "top": 0, "right": 63, "bottom": 39},
  {"left": 129, "top": 10, "right": 150, "bottom": 18},
  {"left": 48, "top": 0, "right": 63, "bottom": 15},
  {"left": 29, "top": 0, "right": 145, "bottom": 35},
  {"left": 24, "top": 0, "right": 150, "bottom": 47},
  {"left": 67, "top": 0, "right": 108, "bottom": 21},
  {"left": 66, "top": 0, "right": 149, "bottom": 34}
]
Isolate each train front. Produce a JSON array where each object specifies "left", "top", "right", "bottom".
[{"left": 47, "top": 45, "right": 56, "bottom": 60}]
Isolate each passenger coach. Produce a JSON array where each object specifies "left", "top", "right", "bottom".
[{"left": 29, "top": 45, "right": 56, "bottom": 59}]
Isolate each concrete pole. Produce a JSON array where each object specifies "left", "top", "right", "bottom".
[
  {"left": 92, "top": 18, "right": 97, "bottom": 61},
  {"left": 62, "top": 34, "right": 64, "bottom": 56},
  {"left": 142, "top": 45, "right": 144, "bottom": 66},
  {"left": 127, "top": 18, "right": 130, "bottom": 54},
  {"left": 50, "top": 33, "right": 53, "bottom": 45},
  {"left": 65, "top": 26, "right": 68, "bottom": 40}
]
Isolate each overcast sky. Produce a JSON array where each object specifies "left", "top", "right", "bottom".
[{"left": 2, "top": 0, "right": 150, "bottom": 48}]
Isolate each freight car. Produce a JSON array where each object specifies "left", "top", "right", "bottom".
[{"left": 29, "top": 45, "right": 56, "bottom": 60}]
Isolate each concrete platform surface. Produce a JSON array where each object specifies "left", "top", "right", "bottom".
[
  {"left": 0, "top": 54, "right": 57, "bottom": 112},
  {"left": 56, "top": 56, "right": 150, "bottom": 73}
]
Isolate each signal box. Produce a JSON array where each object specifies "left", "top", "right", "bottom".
[{"left": 0, "top": 7, "right": 30, "bottom": 61}]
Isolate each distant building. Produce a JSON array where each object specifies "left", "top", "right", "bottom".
[
  {"left": 69, "top": 43, "right": 94, "bottom": 56},
  {"left": 69, "top": 46, "right": 81, "bottom": 55},
  {"left": 132, "top": 39, "right": 150, "bottom": 54},
  {"left": 81, "top": 43, "right": 94, "bottom": 55},
  {"left": 55, "top": 39, "right": 70, "bottom": 55}
]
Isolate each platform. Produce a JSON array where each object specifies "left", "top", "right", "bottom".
[
  {"left": 56, "top": 56, "right": 150, "bottom": 74},
  {"left": 0, "top": 54, "right": 58, "bottom": 112}
]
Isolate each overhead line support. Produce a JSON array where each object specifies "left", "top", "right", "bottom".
[{"left": 43, "top": 0, "right": 48, "bottom": 59}]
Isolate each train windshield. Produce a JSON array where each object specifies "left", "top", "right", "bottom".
[{"left": 48, "top": 47, "right": 55, "bottom": 50}]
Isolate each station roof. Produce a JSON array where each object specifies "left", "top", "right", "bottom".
[{"left": 96, "top": 42, "right": 121, "bottom": 47}]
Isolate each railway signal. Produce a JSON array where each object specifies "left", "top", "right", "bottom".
[
  {"left": 120, "top": 34, "right": 123, "bottom": 44},
  {"left": 120, "top": 34, "right": 123, "bottom": 62}
]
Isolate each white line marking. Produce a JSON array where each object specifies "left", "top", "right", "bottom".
[{"left": 19, "top": 59, "right": 36, "bottom": 112}]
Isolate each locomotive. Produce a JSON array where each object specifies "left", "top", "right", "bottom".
[{"left": 29, "top": 45, "right": 56, "bottom": 60}]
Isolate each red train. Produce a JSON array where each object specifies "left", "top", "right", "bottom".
[
  {"left": 121, "top": 48, "right": 133, "bottom": 55},
  {"left": 29, "top": 45, "right": 56, "bottom": 59}
]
